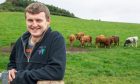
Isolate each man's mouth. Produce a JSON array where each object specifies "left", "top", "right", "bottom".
[{"left": 30, "top": 27, "right": 41, "bottom": 31}]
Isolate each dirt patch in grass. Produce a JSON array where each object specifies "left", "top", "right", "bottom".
[
  {"left": 0, "top": 47, "right": 11, "bottom": 53},
  {"left": 66, "top": 47, "right": 91, "bottom": 53},
  {"left": 0, "top": 47, "right": 91, "bottom": 54}
]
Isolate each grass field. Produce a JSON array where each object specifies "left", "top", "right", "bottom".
[{"left": 0, "top": 12, "right": 140, "bottom": 84}]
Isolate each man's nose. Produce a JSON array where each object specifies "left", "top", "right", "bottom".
[{"left": 32, "top": 21, "right": 38, "bottom": 27}]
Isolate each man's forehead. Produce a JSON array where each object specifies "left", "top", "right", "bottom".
[
  {"left": 26, "top": 12, "right": 45, "bottom": 16},
  {"left": 25, "top": 12, "right": 46, "bottom": 19}
]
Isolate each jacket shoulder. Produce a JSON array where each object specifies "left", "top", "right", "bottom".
[{"left": 51, "top": 31, "right": 63, "bottom": 38}]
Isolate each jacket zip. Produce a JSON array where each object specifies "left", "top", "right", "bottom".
[
  {"left": 20, "top": 28, "right": 50, "bottom": 62},
  {"left": 21, "top": 37, "right": 36, "bottom": 62}
]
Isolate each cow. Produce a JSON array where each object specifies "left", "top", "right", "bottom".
[
  {"left": 111, "top": 35, "right": 119, "bottom": 46},
  {"left": 95, "top": 35, "right": 106, "bottom": 48},
  {"left": 80, "top": 35, "right": 92, "bottom": 47},
  {"left": 103, "top": 37, "right": 114, "bottom": 48},
  {"left": 124, "top": 36, "right": 138, "bottom": 47},
  {"left": 95, "top": 35, "right": 114, "bottom": 48},
  {"left": 75, "top": 32, "right": 85, "bottom": 41},
  {"left": 69, "top": 34, "right": 76, "bottom": 47}
]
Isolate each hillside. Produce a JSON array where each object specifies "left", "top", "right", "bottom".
[
  {"left": 0, "top": 12, "right": 140, "bottom": 47},
  {"left": 0, "top": 1, "right": 76, "bottom": 18},
  {"left": 0, "top": 12, "right": 140, "bottom": 84}
]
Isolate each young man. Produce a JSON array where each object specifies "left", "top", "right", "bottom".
[{"left": 7, "top": 2, "right": 66, "bottom": 84}]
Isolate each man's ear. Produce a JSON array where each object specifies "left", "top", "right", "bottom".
[{"left": 47, "top": 17, "right": 51, "bottom": 25}]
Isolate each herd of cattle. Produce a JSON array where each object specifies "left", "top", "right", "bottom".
[{"left": 68, "top": 32, "right": 139, "bottom": 48}]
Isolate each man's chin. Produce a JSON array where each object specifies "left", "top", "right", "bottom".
[{"left": 31, "top": 33, "right": 42, "bottom": 37}]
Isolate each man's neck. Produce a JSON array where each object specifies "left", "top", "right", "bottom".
[{"left": 30, "top": 36, "right": 41, "bottom": 45}]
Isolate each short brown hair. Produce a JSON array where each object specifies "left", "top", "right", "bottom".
[{"left": 25, "top": 2, "right": 50, "bottom": 20}]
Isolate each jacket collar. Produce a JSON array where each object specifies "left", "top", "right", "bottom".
[{"left": 21, "top": 27, "right": 52, "bottom": 45}]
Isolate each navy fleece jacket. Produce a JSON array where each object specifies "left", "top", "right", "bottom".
[{"left": 7, "top": 28, "right": 66, "bottom": 84}]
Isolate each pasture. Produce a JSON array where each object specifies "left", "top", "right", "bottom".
[{"left": 0, "top": 12, "right": 140, "bottom": 84}]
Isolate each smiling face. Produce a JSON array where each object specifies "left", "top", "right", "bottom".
[{"left": 26, "top": 12, "right": 50, "bottom": 38}]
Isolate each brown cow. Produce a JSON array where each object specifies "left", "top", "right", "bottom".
[
  {"left": 95, "top": 35, "right": 106, "bottom": 48},
  {"left": 80, "top": 35, "right": 92, "bottom": 47},
  {"left": 69, "top": 34, "right": 76, "bottom": 47},
  {"left": 75, "top": 32, "right": 85, "bottom": 40},
  {"left": 111, "top": 36, "right": 119, "bottom": 46},
  {"left": 95, "top": 35, "right": 113, "bottom": 48},
  {"left": 103, "top": 37, "right": 114, "bottom": 48}
]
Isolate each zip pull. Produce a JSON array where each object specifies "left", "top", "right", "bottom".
[{"left": 27, "top": 58, "right": 30, "bottom": 62}]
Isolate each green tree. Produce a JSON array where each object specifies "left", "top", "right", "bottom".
[{"left": 6, "top": 0, "right": 34, "bottom": 7}]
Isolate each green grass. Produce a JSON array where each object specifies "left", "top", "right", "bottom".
[
  {"left": 65, "top": 48, "right": 140, "bottom": 84},
  {"left": 0, "top": 53, "right": 9, "bottom": 71},
  {"left": 0, "top": 12, "right": 140, "bottom": 84}
]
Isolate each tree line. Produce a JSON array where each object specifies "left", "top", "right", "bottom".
[{"left": 0, "top": 0, "right": 76, "bottom": 18}]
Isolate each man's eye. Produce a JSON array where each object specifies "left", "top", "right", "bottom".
[
  {"left": 36, "top": 19, "right": 42, "bottom": 22},
  {"left": 27, "top": 19, "right": 33, "bottom": 22}
]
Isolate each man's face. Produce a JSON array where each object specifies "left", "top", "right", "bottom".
[{"left": 26, "top": 12, "right": 50, "bottom": 37}]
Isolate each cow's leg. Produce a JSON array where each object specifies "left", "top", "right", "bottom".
[
  {"left": 80, "top": 42, "right": 84, "bottom": 47},
  {"left": 109, "top": 44, "right": 111, "bottom": 48},
  {"left": 131, "top": 43, "right": 133, "bottom": 47},
  {"left": 135, "top": 42, "right": 137, "bottom": 47},
  {"left": 70, "top": 41, "right": 74, "bottom": 48},
  {"left": 90, "top": 42, "right": 92, "bottom": 46},
  {"left": 95, "top": 42, "right": 98, "bottom": 48},
  {"left": 70, "top": 42, "right": 72, "bottom": 47}
]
